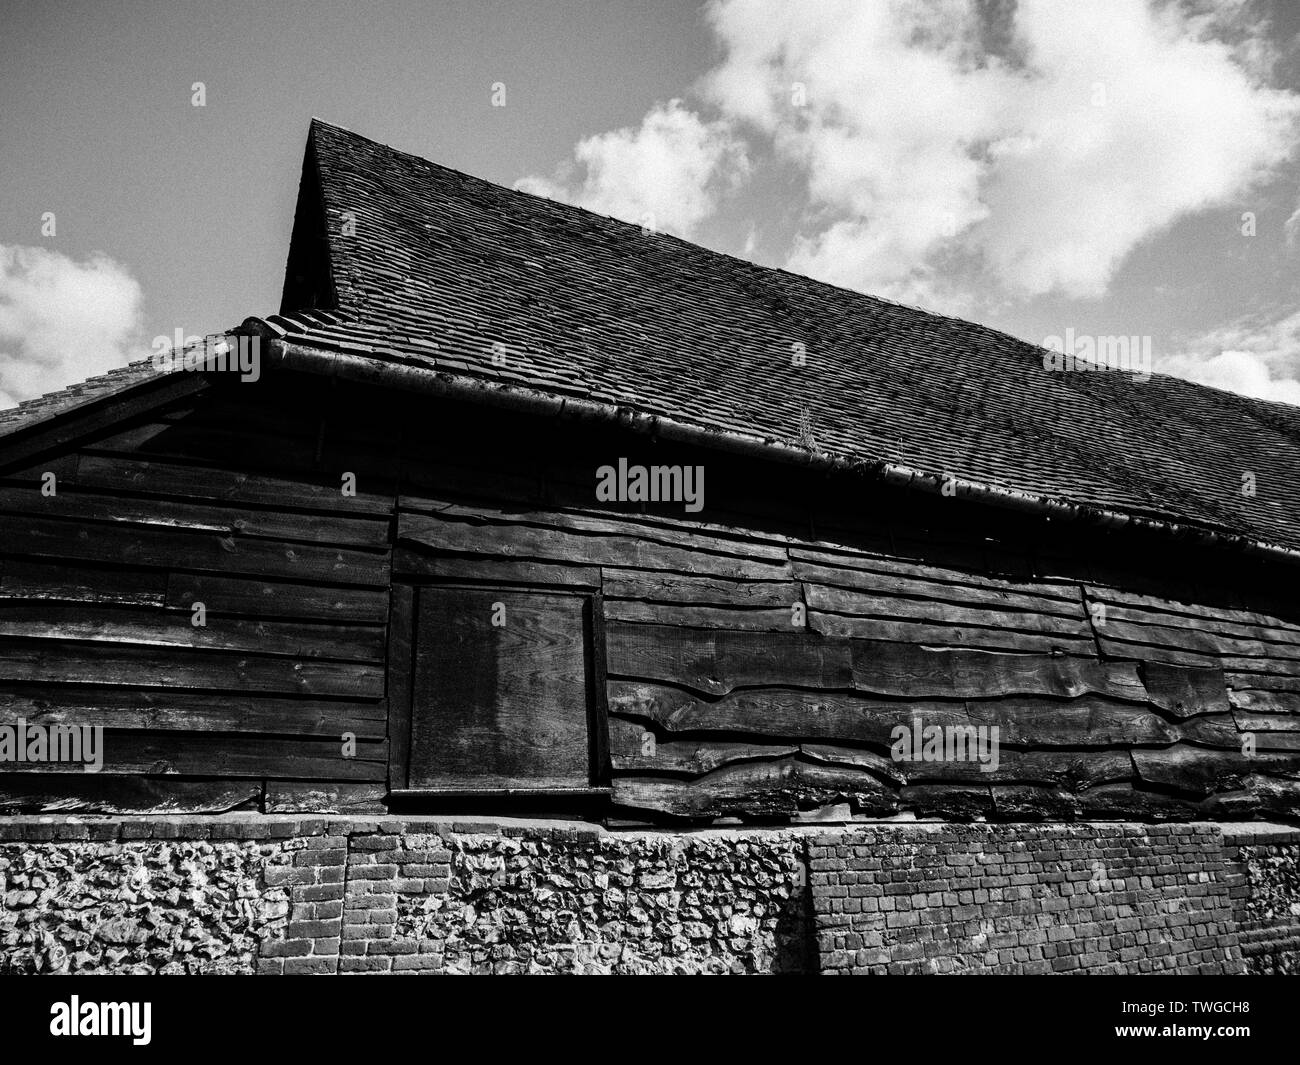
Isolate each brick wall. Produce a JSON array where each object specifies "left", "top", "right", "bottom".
[
  {"left": 810, "top": 823, "right": 1245, "bottom": 975},
  {"left": 2, "top": 817, "right": 1290, "bottom": 975}
]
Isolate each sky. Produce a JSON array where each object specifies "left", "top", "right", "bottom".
[{"left": 1, "top": 0, "right": 1299, "bottom": 409}]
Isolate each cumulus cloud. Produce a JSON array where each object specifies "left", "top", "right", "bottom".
[
  {"left": 703, "top": 0, "right": 1300, "bottom": 302},
  {"left": 1160, "top": 310, "right": 1300, "bottom": 405},
  {"left": 515, "top": 99, "right": 749, "bottom": 238},
  {"left": 0, "top": 244, "right": 144, "bottom": 410}
]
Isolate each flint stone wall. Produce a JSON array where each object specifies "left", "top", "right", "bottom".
[
  {"left": 1222, "top": 825, "right": 1300, "bottom": 975},
  {"left": 0, "top": 817, "right": 1293, "bottom": 975}
]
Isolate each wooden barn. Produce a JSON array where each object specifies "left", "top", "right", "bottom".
[{"left": 2, "top": 118, "right": 1299, "bottom": 825}]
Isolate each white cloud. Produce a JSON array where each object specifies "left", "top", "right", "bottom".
[
  {"left": 1161, "top": 309, "right": 1300, "bottom": 405},
  {"left": 1286, "top": 196, "right": 1300, "bottom": 248},
  {"left": 0, "top": 244, "right": 144, "bottom": 410},
  {"left": 516, "top": 99, "right": 749, "bottom": 238},
  {"left": 703, "top": 0, "right": 1300, "bottom": 302}
]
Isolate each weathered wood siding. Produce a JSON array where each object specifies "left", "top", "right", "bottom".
[
  {"left": 0, "top": 375, "right": 397, "bottom": 813},
  {"left": 392, "top": 393, "right": 1300, "bottom": 823},
  {"left": 3, "top": 371, "right": 1298, "bottom": 821}
]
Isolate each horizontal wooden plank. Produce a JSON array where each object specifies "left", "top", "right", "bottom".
[
  {"left": 608, "top": 716, "right": 799, "bottom": 775},
  {"left": 0, "top": 776, "right": 261, "bottom": 815},
  {"left": 963, "top": 697, "right": 1179, "bottom": 746},
  {"left": 601, "top": 569, "right": 800, "bottom": 606},
  {"left": 793, "top": 559, "right": 1085, "bottom": 616},
  {"left": 0, "top": 639, "right": 384, "bottom": 698},
  {"left": 605, "top": 623, "right": 1148, "bottom": 702},
  {"left": 0, "top": 559, "right": 166, "bottom": 607},
  {"left": 612, "top": 681, "right": 967, "bottom": 745},
  {"left": 264, "top": 781, "right": 389, "bottom": 813},
  {"left": 165, "top": 573, "right": 389, "bottom": 623},
  {"left": 1230, "top": 689, "right": 1300, "bottom": 715},
  {"left": 400, "top": 498, "right": 791, "bottom": 562},
  {"left": 0, "top": 731, "right": 387, "bottom": 780},
  {"left": 0, "top": 513, "right": 389, "bottom": 586},
  {"left": 74, "top": 455, "right": 394, "bottom": 515},
  {"left": 605, "top": 601, "right": 796, "bottom": 631},
  {"left": 1097, "top": 616, "right": 1300, "bottom": 662},
  {"left": 790, "top": 546, "right": 1081, "bottom": 602},
  {"left": 1138, "top": 662, "right": 1230, "bottom": 717},
  {"left": 1132, "top": 746, "right": 1300, "bottom": 795},
  {"left": 612, "top": 757, "right": 896, "bottom": 820},
  {"left": 398, "top": 512, "right": 789, "bottom": 580},
  {"left": 0, "top": 685, "right": 385, "bottom": 738},
  {"left": 804, "top": 582, "right": 1089, "bottom": 635},
  {"left": 809, "top": 612, "right": 1094, "bottom": 653},
  {"left": 1087, "top": 583, "right": 1300, "bottom": 632},
  {"left": 392, "top": 549, "right": 600, "bottom": 588},
  {"left": 1093, "top": 600, "right": 1300, "bottom": 650},
  {"left": 0, "top": 485, "right": 391, "bottom": 548},
  {"left": 0, "top": 603, "right": 384, "bottom": 662}
]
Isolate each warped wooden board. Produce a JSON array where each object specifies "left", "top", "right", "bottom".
[
  {"left": 790, "top": 545, "right": 1082, "bottom": 602},
  {"left": 987, "top": 784, "right": 1080, "bottom": 820},
  {"left": 1097, "top": 616, "right": 1300, "bottom": 662},
  {"left": 896, "top": 748, "right": 1135, "bottom": 789},
  {"left": 1229, "top": 689, "right": 1300, "bottom": 714},
  {"left": 897, "top": 783, "right": 995, "bottom": 818},
  {"left": 265, "top": 781, "right": 388, "bottom": 813},
  {"left": 606, "top": 600, "right": 796, "bottom": 631},
  {"left": 0, "top": 776, "right": 262, "bottom": 815},
  {"left": 1090, "top": 600, "right": 1300, "bottom": 650},
  {"left": 1173, "top": 715, "right": 1244, "bottom": 748},
  {"left": 0, "top": 684, "right": 385, "bottom": 737},
  {"left": 165, "top": 573, "right": 389, "bottom": 624},
  {"left": 0, "top": 732, "right": 386, "bottom": 780},
  {"left": 793, "top": 559, "right": 1086, "bottom": 616},
  {"left": 1132, "top": 745, "right": 1300, "bottom": 795},
  {"left": 804, "top": 582, "right": 1090, "bottom": 634},
  {"left": 602, "top": 569, "right": 800, "bottom": 606},
  {"left": 963, "top": 696, "right": 1178, "bottom": 746},
  {"left": 397, "top": 511, "right": 789, "bottom": 581},
  {"left": 1094, "top": 634, "right": 1220, "bottom": 668},
  {"left": 0, "top": 638, "right": 384, "bottom": 698},
  {"left": 1226, "top": 670, "right": 1300, "bottom": 693},
  {"left": 0, "top": 560, "right": 167, "bottom": 607},
  {"left": 796, "top": 743, "right": 908, "bottom": 785},
  {"left": 0, "top": 485, "right": 390, "bottom": 549},
  {"left": 0, "top": 513, "right": 389, "bottom": 586},
  {"left": 612, "top": 756, "right": 897, "bottom": 819},
  {"left": 393, "top": 549, "right": 600, "bottom": 588},
  {"left": 608, "top": 680, "right": 970, "bottom": 744},
  {"left": 809, "top": 612, "right": 1094, "bottom": 654},
  {"left": 0, "top": 603, "right": 384, "bottom": 662},
  {"left": 1071, "top": 782, "right": 1215, "bottom": 820},
  {"left": 1232, "top": 710, "right": 1300, "bottom": 732},
  {"left": 606, "top": 623, "right": 1148, "bottom": 702},
  {"left": 1139, "top": 661, "right": 1230, "bottom": 717},
  {"left": 73, "top": 455, "right": 394, "bottom": 515},
  {"left": 399, "top": 498, "right": 791, "bottom": 563},
  {"left": 607, "top": 716, "right": 798, "bottom": 774},
  {"left": 1086, "top": 583, "right": 1300, "bottom": 631}
]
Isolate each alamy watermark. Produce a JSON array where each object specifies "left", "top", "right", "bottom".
[
  {"left": 891, "top": 717, "right": 1000, "bottom": 773},
  {"left": 596, "top": 458, "right": 704, "bottom": 513},
  {"left": 151, "top": 330, "right": 261, "bottom": 382},
  {"left": 1041, "top": 329, "right": 1151, "bottom": 382},
  {"left": 0, "top": 720, "right": 103, "bottom": 772}
]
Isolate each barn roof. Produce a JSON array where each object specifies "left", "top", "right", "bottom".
[
  {"left": 3, "top": 117, "right": 1298, "bottom": 562},
  {"left": 259, "top": 119, "right": 1300, "bottom": 558}
]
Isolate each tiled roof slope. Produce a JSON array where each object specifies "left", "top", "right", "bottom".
[
  {"left": 269, "top": 120, "right": 1300, "bottom": 554},
  {"left": 0, "top": 358, "right": 168, "bottom": 439}
]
